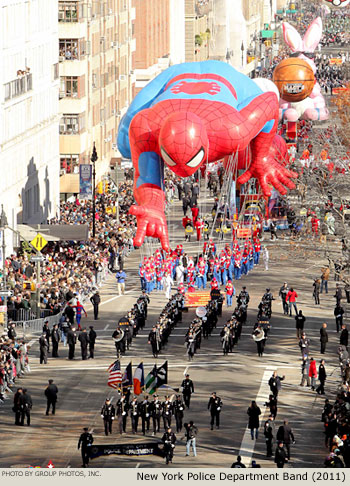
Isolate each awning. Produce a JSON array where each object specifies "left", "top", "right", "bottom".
[
  {"left": 17, "top": 225, "right": 60, "bottom": 242},
  {"left": 37, "top": 224, "right": 89, "bottom": 241},
  {"left": 60, "top": 174, "right": 79, "bottom": 194},
  {"left": 261, "top": 30, "right": 275, "bottom": 39},
  {"left": 17, "top": 224, "right": 89, "bottom": 242}
]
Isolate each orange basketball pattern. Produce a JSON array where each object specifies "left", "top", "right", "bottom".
[{"left": 273, "top": 58, "right": 315, "bottom": 102}]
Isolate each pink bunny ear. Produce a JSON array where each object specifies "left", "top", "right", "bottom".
[
  {"left": 282, "top": 22, "right": 303, "bottom": 52},
  {"left": 303, "top": 17, "right": 323, "bottom": 53}
]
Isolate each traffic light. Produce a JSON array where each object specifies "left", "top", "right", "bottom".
[
  {"left": 23, "top": 282, "right": 36, "bottom": 291},
  {"left": 97, "top": 182, "right": 103, "bottom": 194}
]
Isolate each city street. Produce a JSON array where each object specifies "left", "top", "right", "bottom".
[{"left": 0, "top": 198, "right": 343, "bottom": 468}]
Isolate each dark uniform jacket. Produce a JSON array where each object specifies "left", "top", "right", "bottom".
[
  {"left": 207, "top": 396, "right": 223, "bottom": 413},
  {"left": 45, "top": 384, "right": 58, "bottom": 400},
  {"left": 101, "top": 403, "right": 115, "bottom": 420}
]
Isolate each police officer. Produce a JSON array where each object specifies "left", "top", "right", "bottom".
[
  {"left": 129, "top": 396, "right": 140, "bottom": 434},
  {"left": 45, "top": 379, "right": 58, "bottom": 415},
  {"left": 208, "top": 392, "right": 223, "bottom": 430},
  {"left": 173, "top": 395, "right": 185, "bottom": 433},
  {"left": 88, "top": 326, "right": 97, "bottom": 359},
  {"left": 51, "top": 324, "right": 60, "bottom": 358},
  {"left": 162, "top": 396, "right": 173, "bottom": 430},
  {"left": 140, "top": 395, "right": 152, "bottom": 435},
  {"left": 148, "top": 326, "right": 160, "bottom": 358},
  {"left": 19, "top": 388, "right": 32, "bottom": 426},
  {"left": 264, "top": 415, "right": 275, "bottom": 457},
  {"left": 181, "top": 374, "right": 194, "bottom": 408},
  {"left": 151, "top": 394, "right": 162, "bottom": 435},
  {"left": 78, "top": 427, "right": 94, "bottom": 467},
  {"left": 237, "top": 287, "right": 250, "bottom": 307},
  {"left": 101, "top": 398, "right": 115, "bottom": 436},
  {"left": 161, "top": 427, "right": 176, "bottom": 465},
  {"left": 67, "top": 326, "right": 77, "bottom": 360},
  {"left": 78, "top": 328, "right": 89, "bottom": 360},
  {"left": 140, "top": 291, "right": 150, "bottom": 318},
  {"left": 116, "top": 394, "right": 128, "bottom": 434},
  {"left": 39, "top": 333, "right": 49, "bottom": 364},
  {"left": 112, "top": 327, "right": 125, "bottom": 357},
  {"left": 90, "top": 290, "right": 101, "bottom": 320},
  {"left": 42, "top": 320, "right": 51, "bottom": 352}
]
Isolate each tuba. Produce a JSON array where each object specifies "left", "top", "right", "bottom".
[
  {"left": 252, "top": 328, "right": 264, "bottom": 342},
  {"left": 113, "top": 329, "right": 125, "bottom": 343}
]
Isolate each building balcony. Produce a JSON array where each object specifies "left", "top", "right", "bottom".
[{"left": 59, "top": 130, "right": 88, "bottom": 155}]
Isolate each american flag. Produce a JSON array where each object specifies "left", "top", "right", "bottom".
[{"left": 107, "top": 360, "right": 122, "bottom": 389}]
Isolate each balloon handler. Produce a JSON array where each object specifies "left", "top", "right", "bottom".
[{"left": 117, "top": 60, "right": 297, "bottom": 251}]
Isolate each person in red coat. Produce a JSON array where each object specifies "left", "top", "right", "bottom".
[
  {"left": 211, "top": 277, "right": 219, "bottom": 290},
  {"left": 191, "top": 206, "right": 199, "bottom": 224},
  {"left": 308, "top": 357, "right": 317, "bottom": 391},
  {"left": 286, "top": 288, "right": 298, "bottom": 316},
  {"left": 195, "top": 218, "right": 204, "bottom": 241}
]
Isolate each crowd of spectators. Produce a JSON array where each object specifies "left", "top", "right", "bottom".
[
  {"left": 322, "top": 388, "right": 350, "bottom": 467},
  {"left": 0, "top": 176, "right": 137, "bottom": 324},
  {"left": 0, "top": 324, "right": 30, "bottom": 404}
]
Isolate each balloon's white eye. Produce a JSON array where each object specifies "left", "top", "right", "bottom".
[
  {"left": 187, "top": 148, "right": 205, "bottom": 168},
  {"left": 161, "top": 147, "right": 176, "bottom": 167}
]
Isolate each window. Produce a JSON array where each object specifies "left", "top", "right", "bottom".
[
  {"left": 59, "top": 1, "right": 78, "bottom": 22},
  {"left": 59, "top": 114, "right": 86, "bottom": 135},
  {"left": 60, "top": 76, "right": 78, "bottom": 98},
  {"left": 4, "top": 73, "right": 32, "bottom": 101},
  {"left": 59, "top": 39, "right": 86, "bottom": 61},
  {"left": 60, "top": 154, "right": 80, "bottom": 174}
]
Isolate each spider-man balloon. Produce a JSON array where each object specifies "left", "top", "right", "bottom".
[{"left": 117, "top": 60, "right": 297, "bottom": 251}]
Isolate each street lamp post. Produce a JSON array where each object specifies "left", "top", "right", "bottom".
[
  {"left": 241, "top": 41, "right": 245, "bottom": 67},
  {"left": 90, "top": 142, "right": 98, "bottom": 238},
  {"left": 0, "top": 205, "right": 8, "bottom": 330}
]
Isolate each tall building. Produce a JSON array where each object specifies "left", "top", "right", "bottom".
[
  {"left": 169, "top": 0, "right": 185, "bottom": 66},
  {"left": 133, "top": 0, "right": 170, "bottom": 94},
  {"left": 185, "top": 0, "right": 213, "bottom": 63},
  {"left": 0, "top": 0, "right": 60, "bottom": 254},
  {"left": 58, "top": 0, "right": 135, "bottom": 194},
  {"left": 210, "top": 0, "right": 286, "bottom": 75}
]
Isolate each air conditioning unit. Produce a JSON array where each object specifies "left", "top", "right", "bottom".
[
  {"left": 100, "top": 36, "right": 105, "bottom": 43},
  {"left": 109, "top": 8, "right": 113, "bottom": 14},
  {"left": 112, "top": 42, "right": 119, "bottom": 48},
  {"left": 129, "top": 70, "right": 134, "bottom": 74},
  {"left": 111, "top": 109, "right": 116, "bottom": 115},
  {"left": 112, "top": 143, "right": 117, "bottom": 149},
  {"left": 116, "top": 110, "right": 121, "bottom": 116},
  {"left": 119, "top": 75, "right": 126, "bottom": 81}
]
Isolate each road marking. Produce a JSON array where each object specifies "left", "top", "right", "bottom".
[
  {"left": 239, "top": 366, "right": 275, "bottom": 466},
  {"left": 104, "top": 324, "right": 110, "bottom": 331},
  {"left": 85, "top": 290, "right": 134, "bottom": 311},
  {"left": 183, "top": 366, "right": 189, "bottom": 376},
  {"left": 136, "top": 463, "right": 140, "bottom": 468},
  {"left": 29, "top": 362, "right": 246, "bottom": 372}
]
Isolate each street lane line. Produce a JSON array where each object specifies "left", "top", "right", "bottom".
[
  {"left": 239, "top": 366, "right": 275, "bottom": 466},
  {"left": 104, "top": 324, "right": 110, "bottom": 331}
]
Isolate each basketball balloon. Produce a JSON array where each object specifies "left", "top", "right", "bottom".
[{"left": 273, "top": 58, "right": 315, "bottom": 103}]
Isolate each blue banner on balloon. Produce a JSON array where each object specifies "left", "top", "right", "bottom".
[{"left": 79, "top": 164, "right": 92, "bottom": 199}]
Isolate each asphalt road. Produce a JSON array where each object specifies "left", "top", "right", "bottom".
[{"left": 0, "top": 195, "right": 344, "bottom": 469}]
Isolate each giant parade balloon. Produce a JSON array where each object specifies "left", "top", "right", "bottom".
[
  {"left": 117, "top": 60, "right": 297, "bottom": 251},
  {"left": 278, "top": 17, "right": 329, "bottom": 122},
  {"left": 322, "top": 0, "right": 350, "bottom": 7}
]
